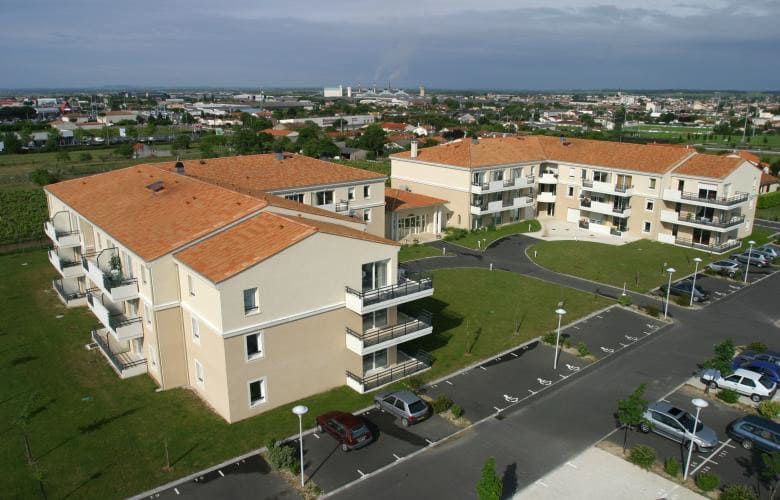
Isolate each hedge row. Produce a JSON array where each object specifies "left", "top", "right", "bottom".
[
  {"left": 0, "top": 188, "right": 48, "bottom": 244},
  {"left": 757, "top": 191, "right": 780, "bottom": 209}
]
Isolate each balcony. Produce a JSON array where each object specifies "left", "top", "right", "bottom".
[
  {"left": 87, "top": 291, "right": 144, "bottom": 342},
  {"left": 662, "top": 189, "right": 749, "bottom": 208},
  {"left": 334, "top": 201, "right": 352, "bottom": 214},
  {"left": 538, "top": 173, "right": 558, "bottom": 184},
  {"left": 44, "top": 220, "right": 80, "bottom": 247},
  {"left": 48, "top": 249, "right": 84, "bottom": 278},
  {"left": 580, "top": 199, "right": 631, "bottom": 218},
  {"left": 346, "top": 311, "right": 433, "bottom": 355},
  {"left": 537, "top": 191, "right": 556, "bottom": 203},
  {"left": 90, "top": 329, "right": 147, "bottom": 379},
  {"left": 345, "top": 273, "right": 433, "bottom": 314},
  {"left": 673, "top": 237, "right": 741, "bottom": 254},
  {"left": 83, "top": 251, "right": 139, "bottom": 302},
  {"left": 472, "top": 174, "right": 535, "bottom": 194},
  {"left": 581, "top": 180, "right": 633, "bottom": 197},
  {"left": 660, "top": 210, "right": 745, "bottom": 232},
  {"left": 52, "top": 278, "right": 87, "bottom": 307},
  {"left": 346, "top": 350, "right": 432, "bottom": 393}
]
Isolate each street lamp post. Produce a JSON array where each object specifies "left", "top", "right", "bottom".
[
  {"left": 743, "top": 240, "right": 756, "bottom": 284},
  {"left": 664, "top": 267, "right": 676, "bottom": 319},
  {"left": 292, "top": 405, "right": 309, "bottom": 488},
  {"left": 690, "top": 257, "right": 702, "bottom": 307},
  {"left": 684, "top": 398, "right": 709, "bottom": 481},
  {"left": 553, "top": 308, "right": 566, "bottom": 370}
]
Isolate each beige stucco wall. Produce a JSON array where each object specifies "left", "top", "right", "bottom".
[{"left": 154, "top": 306, "right": 188, "bottom": 389}]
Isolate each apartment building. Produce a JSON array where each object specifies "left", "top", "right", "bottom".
[
  {"left": 390, "top": 136, "right": 760, "bottom": 252},
  {"left": 45, "top": 159, "right": 434, "bottom": 423}
]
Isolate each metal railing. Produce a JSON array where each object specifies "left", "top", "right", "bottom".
[
  {"left": 580, "top": 199, "right": 592, "bottom": 208},
  {"left": 334, "top": 201, "right": 351, "bottom": 213},
  {"left": 610, "top": 227, "right": 622, "bottom": 236},
  {"left": 109, "top": 314, "right": 142, "bottom": 331},
  {"left": 679, "top": 191, "right": 749, "bottom": 206},
  {"left": 674, "top": 238, "right": 741, "bottom": 253},
  {"left": 582, "top": 179, "right": 593, "bottom": 188},
  {"left": 614, "top": 184, "right": 632, "bottom": 193},
  {"left": 91, "top": 329, "right": 146, "bottom": 372},
  {"left": 53, "top": 279, "right": 86, "bottom": 302},
  {"left": 346, "top": 311, "right": 433, "bottom": 347},
  {"left": 81, "top": 251, "right": 98, "bottom": 270},
  {"left": 346, "top": 350, "right": 433, "bottom": 391},
  {"left": 678, "top": 213, "right": 745, "bottom": 228},
  {"left": 346, "top": 273, "right": 433, "bottom": 307},
  {"left": 612, "top": 205, "right": 630, "bottom": 214},
  {"left": 103, "top": 274, "right": 138, "bottom": 293}
]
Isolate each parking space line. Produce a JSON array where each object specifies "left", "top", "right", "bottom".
[
  {"left": 393, "top": 453, "right": 401, "bottom": 461},
  {"left": 510, "top": 352, "right": 519, "bottom": 358},
  {"left": 698, "top": 455, "right": 717, "bottom": 465},
  {"left": 445, "top": 380, "right": 453, "bottom": 386},
  {"left": 480, "top": 366, "right": 488, "bottom": 371},
  {"left": 565, "top": 461, "right": 578, "bottom": 469},
  {"left": 536, "top": 480, "right": 549, "bottom": 487},
  {"left": 493, "top": 406, "right": 502, "bottom": 412},
  {"left": 313, "top": 433, "right": 321, "bottom": 439},
  {"left": 357, "top": 469, "right": 366, "bottom": 477},
  {"left": 218, "top": 470, "right": 224, "bottom": 477},
  {"left": 174, "top": 488, "right": 180, "bottom": 495},
  {"left": 425, "top": 438, "right": 434, "bottom": 445},
  {"left": 691, "top": 439, "right": 731, "bottom": 476}
]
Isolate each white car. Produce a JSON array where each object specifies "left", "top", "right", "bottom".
[{"left": 702, "top": 368, "right": 777, "bottom": 402}]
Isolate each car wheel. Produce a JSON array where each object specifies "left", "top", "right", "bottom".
[
  {"left": 742, "top": 439, "right": 754, "bottom": 450},
  {"left": 341, "top": 443, "right": 349, "bottom": 452},
  {"left": 751, "top": 394, "right": 762, "bottom": 403},
  {"left": 401, "top": 418, "right": 410, "bottom": 427},
  {"left": 316, "top": 424, "right": 323, "bottom": 433},
  {"left": 640, "top": 423, "right": 650, "bottom": 433},
  {"left": 708, "top": 381, "right": 718, "bottom": 390}
]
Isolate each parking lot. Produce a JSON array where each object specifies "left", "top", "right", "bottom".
[{"left": 606, "top": 384, "right": 775, "bottom": 498}]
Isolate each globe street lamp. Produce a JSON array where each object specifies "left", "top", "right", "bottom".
[
  {"left": 684, "top": 398, "right": 709, "bottom": 481},
  {"left": 743, "top": 240, "right": 756, "bottom": 284},
  {"left": 292, "top": 405, "right": 309, "bottom": 488},
  {"left": 690, "top": 257, "right": 703, "bottom": 307},
  {"left": 664, "top": 268, "right": 676, "bottom": 319},
  {"left": 553, "top": 308, "right": 566, "bottom": 370}
]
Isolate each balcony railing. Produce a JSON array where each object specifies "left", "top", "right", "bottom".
[
  {"left": 334, "top": 201, "right": 351, "bottom": 213},
  {"left": 674, "top": 237, "right": 741, "bottom": 253},
  {"left": 346, "top": 273, "right": 433, "bottom": 308},
  {"left": 346, "top": 350, "right": 433, "bottom": 392},
  {"left": 109, "top": 315, "right": 142, "bottom": 332},
  {"left": 347, "top": 311, "right": 433, "bottom": 348},
  {"left": 677, "top": 213, "right": 745, "bottom": 228},
  {"left": 614, "top": 184, "right": 631, "bottom": 193},
  {"left": 582, "top": 179, "right": 593, "bottom": 188},
  {"left": 53, "top": 279, "right": 86, "bottom": 304},
  {"left": 103, "top": 274, "right": 138, "bottom": 294},
  {"left": 91, "top": 329, "right": 147, "bottom": 375},
  {"left": 678, "top": 191, "right": 749, "bottom": 206}
]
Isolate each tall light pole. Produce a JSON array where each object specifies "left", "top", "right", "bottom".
[
  {"left": 664, "top": 267, "right": 676, "bottom": 319},
  {"left": 684, "top": 398, "right": 709, "bottom": 481},
  {"left": 744, "top": 240, "right": 756, "bottom": 284},
  {"left": 292, "top": 405, "right": 308, "bottom": 488},
  {"left": 553, "top": 308, "right": 566, "bottom": 370},
  {"left": 690, "top": 257, "right": 702, "bottom": 307}
]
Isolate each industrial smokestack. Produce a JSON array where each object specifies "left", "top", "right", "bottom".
[{"left": 410, "top": 140, "right": 418, "bottom": 159}]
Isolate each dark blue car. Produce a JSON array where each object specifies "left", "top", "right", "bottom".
[
  {"left": 738, "top": 361, "right": 780, "bottom": 384},
  {"left": 728, "top": 415, "right": 780, "bottom": 452},
  {"left": 732, "top": 350, "right": 780, "bottom": 370}
]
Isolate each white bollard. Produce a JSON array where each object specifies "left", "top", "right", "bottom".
[
  {"left": 490, "top": 263, "right": 493, "bottom": 271},
  {"left": 442, "top": 247, "right": 446, "bottom": 256},
  {"left": 534, "top": 250, "right": 538, "bottom": 258}
]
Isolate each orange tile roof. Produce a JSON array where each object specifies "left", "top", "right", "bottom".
[
  {"left": 391, "top": 135, "right": 697, "bottom": 175},
  {"left": 761, "top": 172, "right": 779, "bottom": 186},
  {"left": 261, "top": 129, "right": 297, "bottom": 136},
  {"left": 385, "top": 188, "right": 447, "bottom": 212},
  {"left": 673, "top": 154, "right": 746, "bottom": 179},
  {"left": 45, "top": 165, "right": 265, "bottom": 261},
  {"left": 732, "top": 150, "right": 763, "bottom": 166},
  {"left": 254, "top": 192, "right": 362, "bottom": 224},
  {"left": 155, "top": 153, "right": 384, "bottom": 192},
  {"left": 381, "top": 122, "right": 408, "bottom": 130},
  {"left": 175, "top": 211, "right": 397, "bottom": 283}
]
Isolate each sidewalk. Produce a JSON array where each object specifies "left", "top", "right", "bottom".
[
  {"left": 515, "top": 447, "right": 704, "bottom": 500},
  {"left": 530, "top": 219, "right": 640, "bottom": 246}
]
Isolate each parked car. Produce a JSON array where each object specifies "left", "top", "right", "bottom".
[
  {"left": 752, "top": 248, "right": 776, "bottom": 263},
  {"left": 374, "top": 390, "right": 430, "bottom": 427},
  {"left": 701, "top": 368, "right": 777, "bottom": 402},
  {"left": 707, "top": 259, "right": 741, "bottom": 278},
  {"left": 732, "top": 350, "right": 780, "bottom": 369},
  {"left": 315, "top": 411, "right": 373, "bottom": 451},
  {"left": 659, "top": 279, "right": 710, "bottom": 302},
  {"left": 757, "top": 244, "right": 780, "bottom": 259},
  {"left": 738, "top": 360, "right": 780, "bottom": 384},
  {"left": 732, "top": 252, "right": 770, "bottom": 268},
  {"left": 727, "top": 415, "right": 780, "bottom": 452},
  {"left": 640, "top": 401, "right": 719, "bottom": 452}
]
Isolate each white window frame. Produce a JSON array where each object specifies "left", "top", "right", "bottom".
[
  {"left": 363, "top": 185, "right": 371, "bottom": 199},
  {"left": 649, "top": 178, "right": 657, "bottom": 190},
  {"left": 363, "top": 208, "right": 372, "bottom": 223},
  {"left": 348, "top": 187, "right": 356, "bottom": 201},
  {"left": 243, "top": 287, "right": 259, "bottom": 315},
  {"left": 284, "top": 193, "right": 304, "bottom": 203},
  {"left": 248, "top": 377, "right": 267, "bottom": 408},
  {"left": 245, "top": 331, "right": 264, "bottom": 361},
  {"left": 643, "top": 221, "right": 652, "bottom": 233},
  {"left": 194, "top": 359, "right": 204, "bottom": 386},
  {"left": 188, "top": 274, "right": 195, "bottom": 296},
  {"left": 192, "top": 316, "right": 200, "bottom": 344},
  {"left": 645, "top": 200, "right": 654, "bottom": 212}
]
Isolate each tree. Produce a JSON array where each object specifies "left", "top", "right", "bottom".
[
  {"left": 43, "top": 130, "right": 60, "bottom": 152},
  {"left": 3, "top": 131, "right": 22, "bottom": 154},
  {"left": 172, "top": 134, "right": 191, "bottom": 151},
  {"left": 355, "top": 124, "right": 387, "bottom": 156},
  {"left": 30, "top": 168, "right": 60, "bottom": 186},
  {"left": 116, "top": 142, "right": 134, "bottom": 159},
  {"left": 143, "top": 122, "right": 157, "bottom": 137},
  {"left": 199, "top": 134, "right": 222, "bottom": 158},
  {"left": 231, "top": 127, "right": 260, "bottom": 154},
  {"left": 762, "top": 452, "right": 780, "bottom": 499},
  {"left": 302, "top": 137, "right": 339, "bottom": 158},
  {"left": 444, "top": 98, "right": 459, "bottom": 110},
  {"left": 617, "top": 383, "right": 648, "bottom": 452},
  {"left": 431, "top": 96, "right": 439, "bottom": 105},
  {"left": 476, "top": 457, "right": 503, "bottom": 500},
  {"left": 614, "top": 105, "right": 627, "bottom": 132},
  {"left": 56, "top": 151, "right": 70, "bottom": 163},
  {"left": 703, "top": 339, "right": 735, "bottom": 378}
]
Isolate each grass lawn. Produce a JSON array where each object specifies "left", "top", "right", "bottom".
[
  {"left": 444, "top": 220, "right": 541, "bottom": 250},
  {"left": 401, "top": 268, "right": 612, "bottom": 379},
  {"left": 528, "top": 229, "right": 775, "bottom": 292},
  {"left": 757, "top": 205, "right": 780, "bottom": 222},
  {"left": 399, "top": 244, "right": 449, "bottom": 262},
  {"left": 332, "top": 159, "right": 390, "bottom": 184}
]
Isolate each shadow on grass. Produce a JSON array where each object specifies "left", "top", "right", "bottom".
[
  {"left": 78, "top": 407, "right": 139, "bottom": 434},
  {"left": 171, "top": 442, "right": 200, "bottom": 468},
  {"left": 62, "top": 470, "right": 104, "bottom": 499},
  {"left": 10, "top": 355, "right": 37, "bottom": 366}
]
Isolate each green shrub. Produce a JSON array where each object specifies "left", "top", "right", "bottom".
[
  {"left": 757, "top": 191, "right": 780, "bottom": 209},
  {"left": 643, "top": 305, "right": 660, "bottom": 318},
  {"left": 695, "top": 471, "right": 720, "bottom": 492},
  {"left": 758, "top": 400, "right": 780, "bottom": 420},
  {"left": 405, "top": 376, "right": 425, "bottom": 391},
  {"left": 265, "top": 438, "right": 299, "bottom": 473},
  {"left": 29, "top": 168, "right": 60, "bottom": 186},
  {"left": 720, "top": 484, "right": 757, "bottom": 500},
  {"left": 628, "top": 445, "right": 656, "bottom": 469},
  {"left": 78, "top": 151, "right": 93, "bottom": 161},
  {"left": 451, "top": 404, "right": 463, "bottom": 418},
  {"left": 541, "top": 331, "right": 557, "bottom": 345},
  {"left": 664, "top": 457, "right": 681, "bottom": 477},
  {"left": 618, "top": 295, "right": 632, "bottom": 306},
  {"left": 674, "top": 294, "right": 692, "bottom": 306},
  {"left": 747, "top": 341, "right": 768, "bottom": 353},
  {"left": 717, "top": 389, "right": 740, "bottom": 404},
  {"left": 443, "top": 227, "right": 468, "bottom": 241},
  {"left": 576, "top": 342, "right": 591, "bottom": 357},
  {"left": 431, "top": 396, "right": 453, "bottom": 414}
]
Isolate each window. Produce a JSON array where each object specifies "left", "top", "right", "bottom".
[
  {"left": 643, "top": 221, "right": 652, "bottom": 233},
  {"left": 188, "top": 275, "right": 195, "bottom": 296},
  {"left": 191, "top": 317, "right": 200, "bottom": 344},
  {"left": 567, "top": 186, "right": 574, "bottom": 197},
  {"left": 649, "top": 178, "right": 657, "bottom": 190},
  {"left": 246, "top": 332, "right": 264, "bottom": 360},
  {"left": 361, "top": 260, "right": 388, "bottom": 291},
  {"left": 285, "top": 193, "right": 303, "bottom": 203},
  {"left": 363, "top": 185, "right": 371, "bottom": 198},
  {"left": 569, "top": 168, "right": 575, "bottom": 178},
  {"left": 362, "top": 309, "right": 388, "bottom": 331},
  {"left": 195, "top": 360, "right": 204, "bottom": 385},
  {"left": 363, "top": 208, "right": 372, "bottom": 223},
  {"left": 243, "top": 288, "right": 259, "bottom": 314},
  {"left": 249, "top": 378, "right": 267, "bottom": 407},
  {"left": 315, "top": 190, "right": 334, "bottom": 206},
  {"left": 348, "top": 187, "right": 355, "bottom": 201},
  {"left": 593, "top": 171, "right": 609, "bottom": 182},
  {"left": 645, "top": 200, "right": 654, "bottom": 212},
  {"left": 144, "top": 304, "right": 152, "bottom": 326}
]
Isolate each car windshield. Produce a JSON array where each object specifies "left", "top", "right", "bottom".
[
  {"left": 759, "top": 376, "right": 775, "bottom": 389},
  {"left": 677, "top": 412, "right": 704, "bottom": 433},
  {"left": 351, "top": 425, "right": 369, "bottom": 438},
  {"left": 408, "top": 400, "right": 426, "bottom": 413}
]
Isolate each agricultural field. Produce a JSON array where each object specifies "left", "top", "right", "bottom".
[{"left": 624, "top": 124, "right": 780, "bottom": 147}]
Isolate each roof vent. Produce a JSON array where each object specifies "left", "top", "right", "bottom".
[
  {"left": 275, "top": 151, "right": 284, "bottom": 161},
  {"left": 559, "top": 134, "right": 565, "bottom": 143},
  {"left": 174, "top": 161, "right": 185, "bottom": 174},
  {"left": 146, "top": 181, "right": 165, "bottom": 193},
  {"left": 471, "top": 137, "right": 479, "bottom": 145}
]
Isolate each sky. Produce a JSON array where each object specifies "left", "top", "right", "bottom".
[{"left": 1, "top": 0, "right": 778, "bottom": 90}]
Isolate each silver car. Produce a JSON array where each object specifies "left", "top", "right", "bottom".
[
  {"left": 641, "top": 401, "right": 719, "bottom": 452},
  {"left": 374, "top": 390, "right": 430, "bottom": 426},
  {"left": 733, "top": 251, "right": 770, "bottom": 268},
  {"left": 757, "top": 245, "right": 779, "bottom": 259},
  {"left": 707, "top": 259, "right": 740, "bottom": 278}
]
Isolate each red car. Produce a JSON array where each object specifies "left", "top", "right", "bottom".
[{"left": 315, "top": 411, "right": 373, "bottom": 451}]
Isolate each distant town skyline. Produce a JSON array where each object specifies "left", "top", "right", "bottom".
[{"left": 2, "top": 0, "right": 778, "bottom": 90}]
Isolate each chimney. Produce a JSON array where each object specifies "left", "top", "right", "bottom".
[
  {"left": 764, "top": 166, "right": 770, "bottom": 174},
  {"left": 275, "top": 151, "right": 284, "bottom": 161},
  {"left": 174, "top": 161, "right": 185, "bottom": 174},
  {"left": 559, "top": 134, "right": 565, "bottom": 144},
  {"left": 410, "top": 140, "right": 418, "bottom": 158},
  {"left": 471, "top": 137, "right": 479, "bottom": 145}
]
